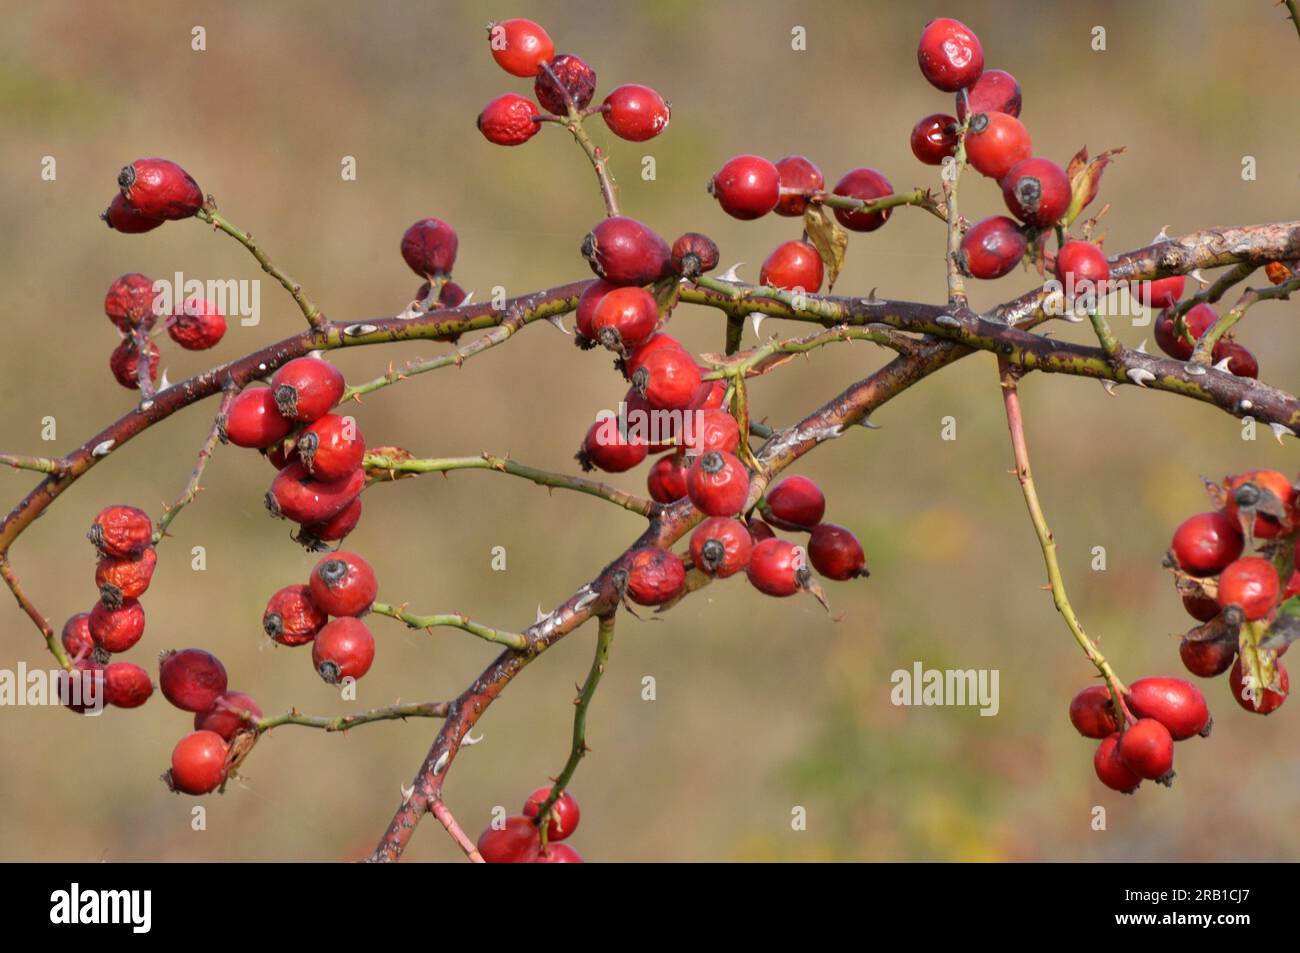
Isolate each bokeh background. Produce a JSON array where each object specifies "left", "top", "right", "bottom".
[{"left": 0, "top": 0, "right": 1297, "bottom": 862}]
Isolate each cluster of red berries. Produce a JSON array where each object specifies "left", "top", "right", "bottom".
[
  {"left": 263, "top": 551, "right": 379, "bottom": 684},
  {"left": 477, "top": 18, "right": 669, "bottom": 146},
  {"left": 102, "top": 272, "right": 227, "bottom": 391},
  {"left": 1151, "top": 297, "right": 1259, "bottom": 379},
  {"left": 161, "top": 647, "right": 261, "bottom": 796},
  {"left": 101, "top": 157, "right": 204, "bottom": 235},
  {"left": 476, "top": 786, "right": 583, "bottom": 863},
  {"left": 1071, "top": 676, "right": 1211, "bottom": 794},
  {"left": 1167, "top": 468, "right": 1296, "bottom": 714},
  {"left": 401, "top": 217, "right": 469, "bottom": 331}
]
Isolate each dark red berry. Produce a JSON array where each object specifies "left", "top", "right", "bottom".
[
  {"left": 401, "top": 218, "right": 459, "bottom": 278},
  {"left": 647, "top": 452, "right": 689, "bottom": 503},
  {"left": 118, "top": 158, "right": 203, "bottom": 220},
  {"left": 89, "top": 504, "right": 153, "bottom": 558},
  {"left": 832, "top": 168, "right": 893, "bottom": 232},
  {"left": 965, "top": 112, "right": 1031, "bottom": 180},
  {"left": 774, "top": 155, "right": 824, "bottom": 215},
  {"left": 166, "top": 730, "right": 228, "bottom": 795},
  {"left": 1153, "top": 303, "right": 1216, "bottom": 361},
  {"left": 159, "top": 649, "right": 228, "bottom": 713},
  {"left": 1215, "top": 340, "right": 1258, "bottom": 378},
  {"left": 1180, "top": 636, "right": 1236, "bottom": 678},
  {"left": 103, "top": 273, "right": 159, "bottom": 332},
  {"left": 221, "top": 387, "right": 293, "bottom": 449},
  {"left": 633, "top": 347, "right": 702, "bottom": 412},
  {"left": 1134, "top": 275, "right": 1185, "bottom": 309},
  {"left": 748, "top": 519, "right": 776, "bottom": 544},
  {"left": 309, "top": 551, "right": 378, "bottom": 617},
  {"left": 477, "top": 815, "right": 540, "bottom": 863},
  {"left": 533, "top": 843, "right": 584, "bottom": 863},
  {"left": 917, "top": 17, "right": 983, "bottom": 92},
  {"left": 61, "top": 613, "right": 94, "bottom": 658},
  {"left": 1170, "top": 510, "right": 1243, "bottom": 576},
  {"left": 95, "top": 546, "right": 157, "bottom": 608},
  {"left": 194, "top": 691, "right": 262, "bottom": 740},
  {"left": 959, "top": 216, "right": 1026, "bottom": 279},
  {"left": 103, "top": 661, "right": 153, "bottom": 708},
  {"left": 1229, "top": 657, "right": 1288, "bottom": 714},
  {"left": 1181, "top": 591, "right": 1222, "bottom": 624},
  {"left": 623, "top": 547, "right": 686, "bottom": 606},
  {"left": 109, "top": 337, "right": 160, "bottom": 390},
  {"left": 312, "top": 617, "right": 376, "bottom": 683},
  {"left": 1055, "top": 241, "right": 1110, "bottom": 298},
  {"left": 536, "top": 53, "right": 596, "bottom": 114},
  {"left": 1068, "top": 685, "right": 1120, "bottom": 739},
  {"left": 60, "top": 658, "right": 105, "bottom": 714},
  {"left": 591, "top": 286, "right": 659, "bottom": 351},
  {"left": 266, "top": 461, "right": 365, "bottom": 524},
  {"left": 271, "top": 357, "right": 345, "bottom": 423},
  {"left": 1218, "top": 556, "right": 1280, "bottom": 621},
  {"left": 522, "top": 786, "right": 581, "bottom": 841},
  {"left": 909, "top": 114, "right": 958, "bottom": 166},
  {"left": 477, "top": 93, "right": 541, "bottom": 146},
  {"left": 669, "top": 232, "right": 720, "bottom": 278},
  {"left": 581, "top": 216, "right": 671, "bottom": 286},
  {"left": 297, "top": 413, "right": 365, "bottom": 482},
  {"left": 577, "top": 415, "right": 647, "bottom": 473},
  {"left": 761, "top": 475, "right": 825, "bottom": 531},
  {"left": 167, "top": 297, "right": 226, "bottom": 350},
  {"left": 1001, "top": 157, "right": 1070, "bottom": 227},
  {"left": 1126, "top": 676, "right": 1211, "bottom": 740},
  {"left": 1094, "top": 733, "right": 1141, "bottom": 793},
  {"left": 101, "top": 192, "right": 164, "bottom": 234},
  {"left": 956, "top": 68, "right": 1021, "bottom": 120},
  {"left": 602, "top": 84, "right": 670, "bottom": 141},
  {"left": 681, "top": 408, "right": 741, "bottom": 458},
  {"left": 1118, "top": 718, "right": 1175, "bottom": 782},
  {"left": 297, "top": 495, "right": 363, "bottom": 549},
  {"left": 760, "top": 240, "right": 824, "bottom": 293},
  {"left": 690, "top": 517, "right": 753, "bottom": 578},
  {"left": 686, "top": 450, "right": 750, "bottom": 517},
  {"left": 807, "top": 523, "right": 868, "bottom": 580},
  {"left": 263, "top": 584, "right": 328, "bottom": 646},
  {"left": 488, "top": 18, "right": 553, "bottom": 77},
  {"left": 709, "top": 155, "right": 780, "bottom": 220},
  {"left": 747, "top": 538, "right": 811, "bottom": 597}
]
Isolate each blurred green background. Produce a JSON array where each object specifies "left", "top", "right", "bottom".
[{"left": 0, "top": 0, "right": 1297, "bottom": 862}]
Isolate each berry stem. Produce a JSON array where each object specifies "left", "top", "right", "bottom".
[
  {"left": 255, "top": 699, "right": 450, "bottom": 733},
  {"left": 196, "top": 208, "right": 326, "bottom": 329},
  {"left": 1171, "top": 262, "right": 1257, "bottom": 329},
  {"left": 431, "top": 798, "right": 484, "bottom": 863},
  {"left": 363, "top": 451, "right": 656, "bottom": 517},
  {"left": 0, "top": 453, "right": 65, "bottom": 475},
  {"left": 536, "top": 611, "right": 615, "bottom": 850},
  {"left": 131, "top": 326, "right": 156, "bottom": 399},
  {"left": 701, "top": 324, "right": 918, "bottom": 382},
  {"left": 942, "top": 115, "right": 971, "bottom": 308},
  {"left": 997, "top": 362, "right": 1132, "bottom": 719},
  {"left": 153, "top": 386, "right": 237, "bottom": 544},
  {"left": 808, "top": 187, "right": 947, "bottom": 223},
  {"left": 370, "top": 601, "right": 528, "bottom": 650},
  {"left": 1190, "top": 270, "right": 1300, "bottom": 365},
  {"left": 540, "top": 61, "right": 621, "bottom": 217},
  {"left": 0, "top": 555, "right": 68, "bottom": 670},
  {"left": 1087, "top": 309, "right": 1122, "bottom": 359}
]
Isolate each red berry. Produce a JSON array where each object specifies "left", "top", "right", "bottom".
[
  {"left": 1229, "top": 657, "right": 1288, "bottom": 714},
  {"left": 1054, "top": 241, "right": 1110, "bottom": 298},
  {"left": 160, "top": 649, "right": 228, "bottom": 713},
  {"left": 1126, "top": 676, "right": 1211, "bottom": 740},
  {"left": 760, "top": 240, "right": 824, "bottom": 293},
  {"left": 909, "top": 114, "right": 958, "bottom": 166},
  {"left": 601, "top": 84, "right": 670, "bottom": 141},
  {"left": 167, "top": 730, "right": 228, "bottom": 795},
  {"left": 1133, "top": 275, "right": 1185, "bottom": 309},
  {"left": 624, "top": 333, "right": 687, "bottom": 379},
  {"left": 401, "top": 218, "right": 459, "bottom": 278},
  {"left": 266, "top": 461, "right": 365, "bottom": 524},
  {"left": 95, "top": 546, "right": 158, "bottom": 607},
  {"left": 104, "top": 273, "right": 159, "bottom": 331},
  {"left": 167, "top": 297, "right": 226, "bottom": 350},
  {"left": 1170, "top": 510, "right": 1244, "bottom": 576},
  {"left": 477, "top": 815, "right": 541, "bottom": 863},
  {"left": 312, "top": 617, "right": 376, "bottom": 683},
  {"left": 60, "top": 658, "right": 105, "bottom": 714},
  {"left": 271, "top": 357, "right": 345, "bottom": 423},
  {"left": 669, "top": 232, "right": 720, "bottom": 278},
  {"left": 709, "top": 155, "right": 780, "bottom": 220},
  {"left": 263, "top": 584, "right": 328, "bottom": 646},
  {"left": 577, "top": 415, "right": 647, "bottom": 473},
  {"left": 109, "top": 337, "right": 160, "bottom": 390},
  {"left": 62, "top": 613, "right": 94, "bottom": 658},
  {"left": 748, "top": 519, "right": 776, "bottom": 544},
  {"left": 1214, "top": 340, "right": 1258, "bottom": 379},
  {"left": 956, "top": 68, "right": 1021, "bottom": 120},
  {"left": 959, "top": 216, "right": 1026, "bottom": 279},
  {"left": 522, "top": 786, "right": 581, "bottom": 840},
  {"left": 623, "top": 547, "right": 686, "bottom": 606},
  {"left": 807, "top": 523, "right": 868, "bottom": 580},
  {"left": 1068, "top": 685, "right": 1121, "bottom": 739},
  {"left": 686, "top": 450, "right": 750, "bottom": 517},
  {"left": 297, "top": 495, "right": 363, "bottom": 549},
  {"left": 221, "top": 387, "right": 293, "bottom": 449},
  {"left": 581, "top": 216, "right": 671, "bottom": 286},
  {"left": 1093, "top": 733, "right": 1141, "bottom": 793},
  {"left": 690, "top": 517, "right": 753, "bottom": 578},
  {"left": 1218, "top": 556, "right": 1280, "bottom": 621},
  {"left": 487, "top": 18, "right": 553, "bottom": 77},
  {"left": 194, "top": 691, "right": 262, "bottom": 740},
  {"left": 1180, "top": 636, "right": 1236, "bottom": 678},
  {"left": 1153, "top": 303, "right": 1217, "bottom": 361},
  {"left": 591, "top": 286, "right": 659, "bottom": 351},
  {"left": 633, "top": 347, "right": 701, "bottom": 412},
  {"left": 964, "top": 112, "right": 1031, "bottom": 180},
  {"left": 1001, "top": 157, "right": 1071, "bottom": 227},
  {"left": 118, "top": 158, "right": 203, "bottom": 220},
  {"left": 918, "top": 18, "right": 983, "bottom": 91},
  {"left": 747, "top": 538, "right": 811, "bottom": 597},
  {"left": 535, "top": 53, "right": 596, "bottom": 114},
  {"left": 309, "top": 551, "right": 378, "bottom": 617},
  {"left": 831, "top": 168, "right": 893, "bottom": 232},
  {"left": 688, "top": 378, "right": 727, "bottom": 412},
  {"left": 101, "top": 192, "right": 164, "bottom": 234},
  {"left": 774, "top": 155, "right": 824, "bottom": 216},
  {"left": 103, "top": 661, "right": 153, "bottom": 708},
  {"left": 1118, "top": 718, "right": 1175, "bottom": 781},
  {"left": 575, "top": 279, "right": 620, "bottom": 343},
  {"left": 533, "top": 843, "right": 584, "bottom": 863},
  {"left": 647, "top": 452, "right": 689, "bottom": 503},
  {"left": 88, "top": 599, "right": 144, "bottom": 656},
  {"left": 761, "top": 475, "right": 825, "bottom": 531},
  {"left": 89, "top": 504, "right": 153, "bottom": 558},
  {"left": 297, "top": 414, "right": 365, "bottom": 482},
  {"left": 681, "top": 408, "right": 741, "bottom": 458},
  {"left": 477, "top": 93, "right": 541, "bottom": 146},
  {"left": 1181, "top": 591, "right": 1222, "bottom": 624}
]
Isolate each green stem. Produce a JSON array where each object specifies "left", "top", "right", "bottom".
[
  {"left": 810, "top": 188, "right": 947, "bottom": 223},
  {"left": 0, "top": 453, "right": 65, "bottom": 475},
  {"left": 0, "top": 556, "right": 68, "bottom": 669},
  {"left": 197, "top": 208, "right": 325, "bottom": 328},
  {"left": 1190, "top": 271, "right": 1300, "bottom": 364},
  {"left": 944, "top": 117, "right": 970, "bottom": 307},
  {"left": 371, "top": 600, "right": 528, "bottom": 650},
  {"left": 153, "top": 387, "right": 236, "bottom": 543},
  {"left": 256, "top": 699, "right": 450, "bottom": 733},
  {"left": 542, "top": 63, "right": 620, "bottom": 217}
]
